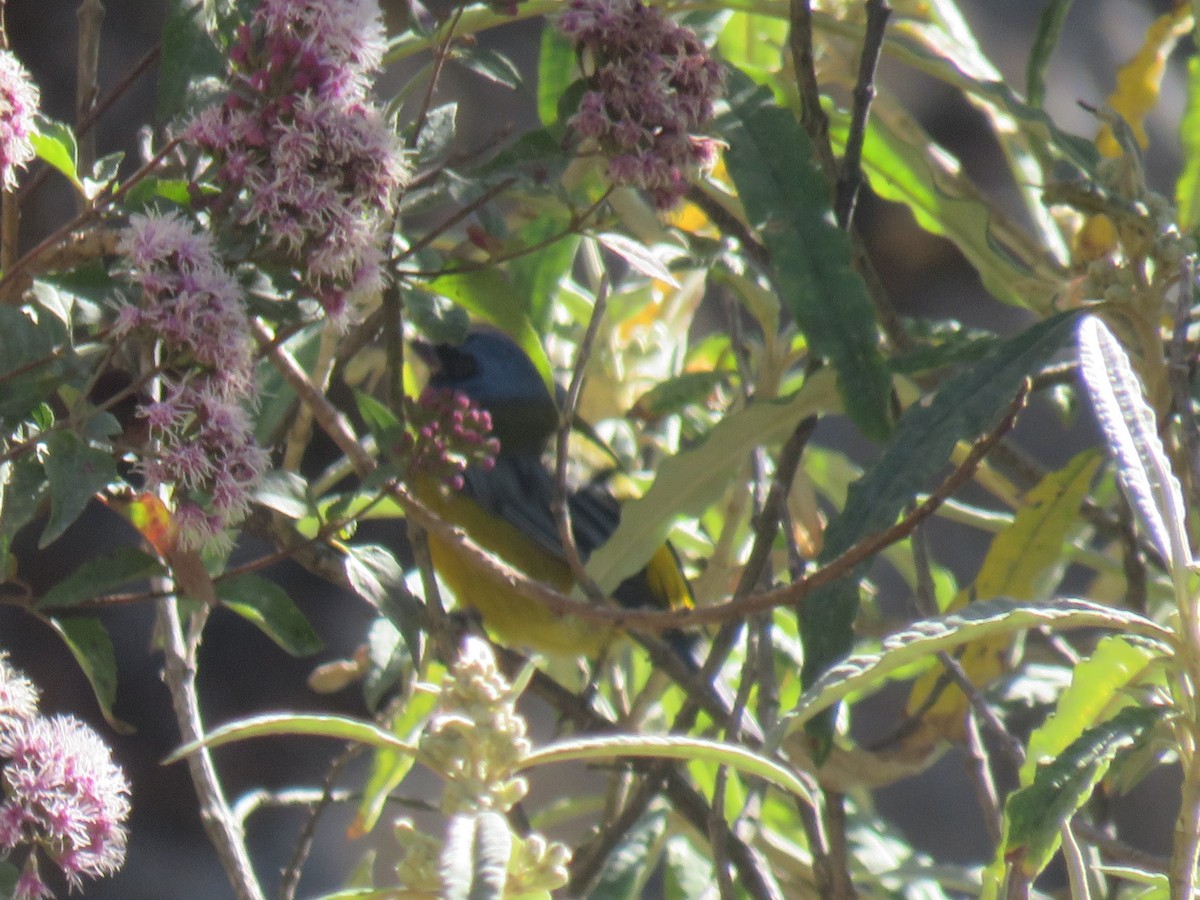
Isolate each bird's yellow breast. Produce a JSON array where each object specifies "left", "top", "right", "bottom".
[{"left": 414, "top": 475, "right": 618, "bottom": 657}]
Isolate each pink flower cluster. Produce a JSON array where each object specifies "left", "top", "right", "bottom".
[
  {"left": 558, "top": 0, "right": 721, "bottom": 209},
  {"left": 0, "top": 655, "right": 129, "bottom": 899},
  {"left": 184, "top": 0, "right": 406, "bottom": 319},
  {"left": 0, "top": 50, "right": 39, "bottom": 191},
  {"left": 402, "top": 388, "right": 500, "bottom": 491},
  {"left": 116, "top": 212, "right": 268, "bottom": 551}
]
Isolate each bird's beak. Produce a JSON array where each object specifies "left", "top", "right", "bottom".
[{"left": 410, "top": 339, "right": 441, "bottom": 374}]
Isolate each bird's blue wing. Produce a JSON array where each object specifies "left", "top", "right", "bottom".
[{"left": 461, "top": 456, "right": 568, "bottom": 561}]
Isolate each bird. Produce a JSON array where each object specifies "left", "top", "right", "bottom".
[{"left": 410, "top": 327, "right": 695, "bottom": 659}]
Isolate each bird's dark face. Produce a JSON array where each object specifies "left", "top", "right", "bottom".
[{"left": 415, "top": 330, "right": 559, "bottom": 455}]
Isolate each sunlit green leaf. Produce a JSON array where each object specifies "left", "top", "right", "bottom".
[
  {"left": 217, "top": 573, "right": 323, "bottom": 657},
  {"left": 47, "top": 615, "right": 132, "bottom": 733}
]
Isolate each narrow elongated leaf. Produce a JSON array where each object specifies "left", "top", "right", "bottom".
[
  {"left": 718, "top": 68, "right": 891, "bottom": 441},
  {"left": 1177, "top": 55, "right": 1200, "bottom": 230},
  {"left": 442, "top": 811, "right": 512, "bottom": 900},
  {"left": 456, "top": 47, "right": 522, "bottom": 90},
  {"left": 1025, "top": 0, "right": 1075, "bottom": 108},
  {"left": 1077, "top": 316, "right": 1192, "bottom": 575},
  {"left": 585, "top": 368, "right": 839, "bottom": 594},
  {"left": 47, "top": 616, "right": 132, "bottom": 733},
  {"left": 1002, "top": 706, "right": 1161, "bottom": 880},
  {"left": 591, "top": 809, "right": 667, "bottom": 900},
  {"left": 1020, "top": 634, "right": 1163, "bottom": 786},
  {"left": 40, "top": 547, "right": 164, "bottom": 609},
  {"left": 537, "top": 25, "right": 576, "bottom": 127},
  {"left": 800, "top": 310, "right": 1081, "bottom": 742},
  {"left": 781, "top": 598, "right": 1172, "bottom": 733},
  {"left": 217, "top": 574, "right": 323, "bottom": 656},
  {"left": 166, "top": 712, "right": 420, "bottom": 763},
  {"left": 595, "top": 232, "right": 679, "bottom": 287},
  {"left": 521, "top": 734, "right": 815, "bottom": 805},
  {"left": 351, "top": 662, "right": 442, "bottom": 837}
]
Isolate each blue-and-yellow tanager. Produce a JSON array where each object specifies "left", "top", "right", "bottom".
[{"left": 412, "top": 328, "right": 694, "bottom": 658}]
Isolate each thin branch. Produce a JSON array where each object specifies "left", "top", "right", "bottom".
[
  {"left": 788, "top": 0, "right": 838, "bottom": 182},
  {"left": 277, "top": 745, "right": 364, "bottom": 900},
  {"left": 551, "top": 274, "right": 609, "bottom": 602},
  {"left": 76, "top": 0, "right": 105, "bottom": 191},
  {"left": 834, "top": 0, "right": 890, "bottom": 229},
  {"left": 159, "top": 598, "right": 265, "bottom": 900},
  {"left": 406, "top": 5, "right": 465, "bottom": 150}
]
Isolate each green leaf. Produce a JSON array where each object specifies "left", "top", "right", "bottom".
[
  {"left": 165, "top": 712, "right": 420, "bottom": 764},
  {"left": 585, "top": 367, "right": 839, "bottom": 594},
  {"left": 718, "top": 68, "right": 891, "bottom": 441},
  {"left": 1178, "top": 54, "right": 1200, "bottom": 231},
  {"left": 664, "top": 836, "right": 717, "bottom": 900},
  {"left": 40, "top": 547, "right": 164, "bottom": 609},
  {"left": 414, "top": 103, "right": 458, "bottom": 166},
  {"left": 537, "top": 25, "right": 576, "bottom": 127},
  {"left": 810, "top": 9, "right": 1099, "bottom": 178},
  {"left": 478, "top": 128, "right": 568, "bottom": 181},
  {"left": 800, "top": 310, "right": 1081, "bottom": 740},
  {"left": 0, "top": 456, "right": 47, "bottom": 548},
  {"left": 30, "top": 117, "right": 81, "bottom": 190},
  {"left": 218, "top": 574, "right": 323, "bottom": 656},
  {"left": 629, "top": 370, "right": 728, "bottom": 422},
  {"left": 717, "top": 11, "right": 788, "bottom": 77},
  {"left": 1025, "top": 0, "right": 1076, "bottom": 108},
  {"left": 353, "top": 390, "right": 401, "bottom": 437},
  {"left": 47, "top": 615, "right": 133, "bottom": 733},
  {"left": 508, "top": 212, "right": 579, "bottom": 331},
  {"left": 521, "top": 734, "right": 815, "bottom": 805},
  {"left": 1078, "top": 316, "right": 1192, "bottom": 578},
  {"left": 362, "top": 615, "right": 408, "bottom": 713},
  {"left": 457, "top": 46, "right": 522, "bottom": 90},
  {"left": 41, "top": 432, "right": 117, "bottom": 548},
  {"left": 0, "top": 306, "right": 71, "bottom": 427},
  {"left": 1002, "top": 705, "right": 1160, "bottom": 880},
  {"left": 343, "top": 544, "right": 424, "bottom": 661},
  {"left": 253, "top": 470, "right": 313, "bottom": 520},
  {"left": 594, "top": 232, "right": 680, "bottom": 286},
  {"left": 353, "top": 659, "right": 442, "bottom": 836},
  {"left": 442, "top": 811, "right": 513, "bottom": 900},
  {"left": 1020, "top": 635, "right": 1164, "bottom": 786},
  {"left": 781, "top": 597, "right": 1172, "bottom": 733},
  {"left": 590, "top": 809, "right": 667, "bottom": 900},
  {"left": 0, "top": 859, "right": 20, "bottom": 896},
  {"left": 157, "top": 0, "right": 227, "bottom": 122}
]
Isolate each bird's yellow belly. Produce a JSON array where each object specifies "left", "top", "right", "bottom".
[{"left": 416, "top": 477, "right": 615, "bottom": 657}]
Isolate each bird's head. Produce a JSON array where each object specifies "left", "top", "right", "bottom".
[{"left": 413, "top": 329, "right": 559, "bottom": 455}]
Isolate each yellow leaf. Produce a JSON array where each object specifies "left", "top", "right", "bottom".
[
  {"left": 903, "top": 451, "right": 1101, "bottom": 745},
  {"left": 1095, "top": 7, "right": 1192, "bottom": 158}
]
